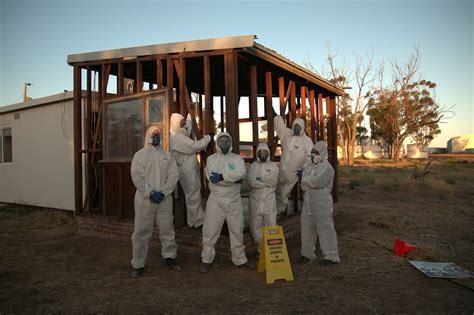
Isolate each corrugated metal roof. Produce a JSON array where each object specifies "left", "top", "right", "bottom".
[{"left": 67, "top": 35, "right": 256, "bottom": 64}]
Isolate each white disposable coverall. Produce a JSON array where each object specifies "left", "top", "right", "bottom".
[
  {"left": 300, "top": 141, "right": 340, "bottom": 262},
  {"left": 274, "top": 115, "right": 313, "bottom": 214},
  {"left": 130, "top": 126, "right": 179, "bottom": 269},
  {"left": 170, "top": 113, "right": 211, "bottom": 228},
  {"left": 247, "top": 143, "right": 279, "bottom": 251},
  {"left": 201, "top": 132, "right": 248, "bottom": 266}
]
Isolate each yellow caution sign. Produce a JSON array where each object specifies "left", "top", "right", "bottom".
[{"left": 258, "top": 225, "right": 294, "bottom": 284}]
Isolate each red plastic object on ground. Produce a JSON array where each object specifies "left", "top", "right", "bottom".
[{"left": 394, "top": 239, "right": 417, "bottom": 257}]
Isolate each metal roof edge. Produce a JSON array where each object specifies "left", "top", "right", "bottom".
[
  {"left": 67, "top": 35, "right": 257, "bottom": 65},
  {"left": 0, "top": 91, "right": 85, "bottom": 114}
]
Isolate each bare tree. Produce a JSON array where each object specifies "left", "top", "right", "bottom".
[{"left": 305, "top": 47, "right": 374, "bottom": 166}]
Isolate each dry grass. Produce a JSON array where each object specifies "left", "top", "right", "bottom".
[{"left": 374, "top": 176, "right": 454, "bottom": 199}]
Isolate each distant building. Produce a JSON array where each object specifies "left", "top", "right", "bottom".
[
  {"left": 447, "top": 134, "right": 474, "bottom": 153},
  {"left": 0, "top": 91, "right": 86, "bottom": 210}
]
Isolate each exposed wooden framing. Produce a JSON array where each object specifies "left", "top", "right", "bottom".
[
  {"left": 265, "top": 71, "right": 275, "bottom": 157},
  {"left": 318, "top": 93, "right": 324, "bottom": 141},
  {"left": 279, "top": 77, "right": 285, "bottom": 115},
  {"left": 136, "top": 60, "right": 143, "bottom": 93},
  {"left": 73, "top": 66, "right": 82, "bottom": 213},
  {"left": 243, "top": 47, "right": 343, "bottom": 96},
  {"left": 157, "top": 59, "right": 163, "bottom": 88},
  {"left": 117, "top": 62, "right": 124, "bottom": 97},
  {"left": 250, "top": 65, "right": 258, "bottom": 157},
  {"left": 309, "top": 89, "right": 316, "bottom": 142},
  {"left": 224, "top": 52, "right": 239, "bottom": 152}
]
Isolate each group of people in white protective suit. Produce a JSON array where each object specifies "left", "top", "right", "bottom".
[{"left": 129, "top": 111, "right": 340, "bottom": 278}]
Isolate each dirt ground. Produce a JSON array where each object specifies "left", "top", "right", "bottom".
[{"left": 1, "top": 157, "right": 474, "bottom": 313}]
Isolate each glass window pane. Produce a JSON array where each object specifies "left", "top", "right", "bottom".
[
  {"left": 105, "top": 99, "right": 143, "bottom": 159},
  {"left": 147, "top": 95, "right": 164, "bottom": 124},
  {"left": 3, "top": 127, "right": 12, "bottom": 163}
]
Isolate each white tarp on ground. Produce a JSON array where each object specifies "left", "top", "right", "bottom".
[{"left": 409, "top": 261, "right": 474, "bottom": 278}]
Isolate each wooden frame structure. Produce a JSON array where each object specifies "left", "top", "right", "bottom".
[{"left": 68, "top": 35, "right": 343, "bottom": 226}]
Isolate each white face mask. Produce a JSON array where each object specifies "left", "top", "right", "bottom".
[{"left": 312, "top": 155, "right": 323, "bottom": 164}]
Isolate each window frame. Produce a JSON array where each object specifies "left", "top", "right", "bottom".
[
  {"left": 0, "top": 126, "right": 13, "bottom": 164},
  {"left": 102, "top": 88, "right": 171, "bottom": 162}
]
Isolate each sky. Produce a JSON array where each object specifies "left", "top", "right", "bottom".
[{"left": 0, "top": 0, "right": 472, "bottom": 147}]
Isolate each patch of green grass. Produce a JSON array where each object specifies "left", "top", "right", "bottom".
[
  {"left": 0, "top": 205, "right": 73, "bottom": 229},
  {"left": 0, "top": 205, "right": 39, "bottom": 218}
]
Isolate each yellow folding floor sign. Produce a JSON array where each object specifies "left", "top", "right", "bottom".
[{"left": 257, "top": 225, "right": 294, "bottom": 284}]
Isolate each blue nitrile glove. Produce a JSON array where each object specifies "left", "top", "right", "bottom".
[
  {"left": 150, "top": 190, "right": 164, "bottom": 204},
  {"left": 210, "top": 172, "right": 223, "bottom": 184},
  {"left": 296, "top": 169, "right": 303, "bottom": 179}
]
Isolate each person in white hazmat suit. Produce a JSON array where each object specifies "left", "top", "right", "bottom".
[
  {"left": 169, "top": 113, "right": 212, "bottom": 228},
  {"left": 200, "top": 132, "right": 254, "bottom": 273},
  {"left": 246, "top": 143, "right": 279, "bottom": 258},
  {"left": 130, "top": 126, "right": 181, "bottom": 278},
  {"left": 299, "top": 141, "right": 340, "bottom": 265},
  {"left": 274, "top": 114, "right": 313, "bottom": 215}
]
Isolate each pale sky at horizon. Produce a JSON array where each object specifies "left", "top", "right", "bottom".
[{"left": 0, "top": 0, "right": 472, "bottom": 147}]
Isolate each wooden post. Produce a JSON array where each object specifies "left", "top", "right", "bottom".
[
  {"left": 224, "top": 52, "right": 239, "bottom": 153},
  {"left": 157, "top": 59, "right": 163, "bottom": 88},
  {"left": 84, "top": 66, "right": 92, "bottom": 212},
  {"left": 300, "top": 86, "right": 306, "bottom": 125},
  {"left": 220, "top": 96, "right": 224, "bottom": 132},
  {"left": 73, "top": 66, "right": 82, "bottom": 213},
  {"left": 167, "top": 59, "right": 176, "bottom": 111},
  {"left": 329, "top": 96, "right": 338, "bottom": 202},
  {"left": 265, "top": 71, "right": 275, "bottom": 157},
  {"left": 279, "top": 77, "right": 285, "bottom": 115},
  {"left": 289, "top": 81, "right": 296, "bottom": 125},
  {"left": 250, "top": 65, "right": 258, "bottom": 157},
  {"left": 309, "top": 89, "right": 316, "bottom": 142},
  {"left": 137, "top": 61, "right": 143, "bottom": 93},
  {"left": 318, "top": 93, "right": 324, "bottom": 141},
  {"left": 118, "top": 62, "right": 123, "bottom": 97},
  {"left": 179, "top": 57, "right": 186, "bottom": 115}
]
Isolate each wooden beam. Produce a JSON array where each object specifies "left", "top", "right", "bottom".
[
  {"left": 318, "top": 93, "right": 324, "bottom": 141},
  {"left": 279, "top": 77, "right": 285, "bottom": 115},
  {"left": 117, "top": 62, "right": 123, "bottom": 96},
  {"left": 204, "top": 56, "right": 212, "bottom": 136},
  {"left": 157, "top": 59, "right": 163, "bottom": 88},
  {"left": 289, "top": 81, "right": 296, "bottom": 125},
  {"left": 326, "top": 96, "right": 331, "bottom": 143},
  {"left": 84, "top": 66, "right": 92, "bottom": 212},
  {"left": 178, "top": 57, "right": 185, "bottom": 114},
  {"left": 329, "top": 97, "right": 338, "bottom": 202},
  {"left": 309, "top": 89, "right": 316, "bottom": 142},
  {"left": 250, "top": 65, "right": 258, "bottom": 157},
  {"left": 136, "top": 61, "right": 143, "bottom": 93},
  {"left": 300, "top": 86, "right": 306, "bottom": 122},
  {"left": 166, "top": 58, "right": 175, "bottom": 111},
  {"left": 265, "top": 71, "right": 275, "bottom": 157},
  {"left": 224, "top": 52, "right": 239, "bottom": 153},
  {"left": 73, "top": 66, "right": 82, "bottom": 213}
]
